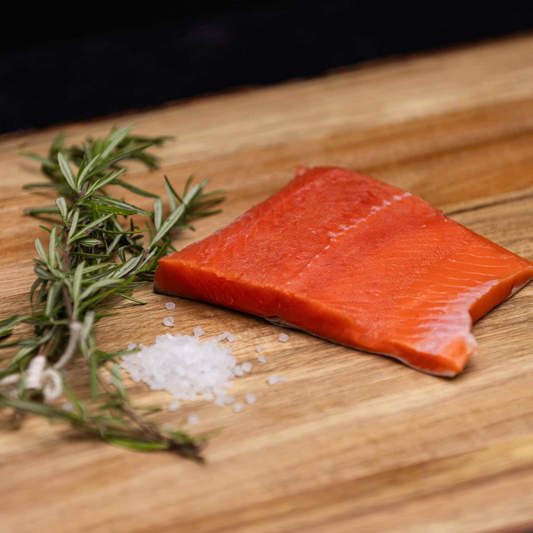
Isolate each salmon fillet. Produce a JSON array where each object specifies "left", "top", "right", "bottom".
[{"left": 154, "top": 167, "right": 533, "bottom": 376}]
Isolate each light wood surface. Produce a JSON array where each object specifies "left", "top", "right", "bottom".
[{"left": 2, "top": 35, "right": 533, "bottom": 533}]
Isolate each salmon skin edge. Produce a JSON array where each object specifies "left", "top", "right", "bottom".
[
  {"left": 154, "top": 281, "right": 463, "bottom": 378},
  {"left": 154, "top": 274, "right": 533, "bottom": 378}
]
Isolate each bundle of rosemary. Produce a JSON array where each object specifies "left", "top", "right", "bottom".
[{"left": 0, "top": 126, "right": 225, "bottom": 461}]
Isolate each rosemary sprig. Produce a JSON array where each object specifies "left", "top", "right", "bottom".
[{"left": 0, "top": 126, "right": 225, "bottom": 460}]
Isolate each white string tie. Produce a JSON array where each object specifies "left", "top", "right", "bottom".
[
  {"left": 41, "top": 368, "right": 63, "bottom": 402},
  {"left": 24, "top": 355, "right": 47, "bottom": 390}
]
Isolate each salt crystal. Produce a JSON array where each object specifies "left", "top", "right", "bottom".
[
  {"left": 187, "top": 415, "right": 199, "bottom": 425},
  {"left": 256, "top": 345, "right": 263, "bottom": 353},
  {"left": 224, "top": 395, "right": 235, "bottom": 405},
  {"left": 267, "top": 375, "right": 279, "bottom": 385},
  {"left": 244, "top": 393, "right": 256, "bottom": 405},
  {"left": 193, "top": 326, "right": 205, "bottom": 337},
  {"left": 241, "top": 362, "right": 252, "bottom": 373},
  {"left": 233, "top": 366, "right": 243, "bottom": 377},
  {"left": 120, "top": 332, "right": 245, "bottom": 403},
  {"left": 227, "top": 333, "right": 236, "bottom": 343},
  {"left": 258, "top": 355, "right": 266, "bottom": 363},
  {"left": 278, "top": 333, "right": 289, "bottom": 342},
  {"left": 127, "top": 343, "right": 137, "bottom": 350},
  {"left": 165, "top": 302, "right": 176, "bottom": 311},
  {"left": 168, "top": 400, "right": 181, "bottom": 411},
  {"left": 61, "top": 401, "right": 74, "bottom": 412},
  {"left": 233, "top": 402, "right": 244, "bottom": 413},
  {"left": 217, "top": 332, "right": 229, "bottom": 341},
  {"left": 214, "top": 397, "right": 225, "bottom": 407},
  {"left": 163, "top": 317, "right": 174, "bottom": 327}
]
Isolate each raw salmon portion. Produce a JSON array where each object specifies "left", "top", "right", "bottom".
[{"left": 155, "top": 167, "right": 533, "bottom": 376}]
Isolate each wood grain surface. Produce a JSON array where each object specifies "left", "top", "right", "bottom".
[{"left": 2, "top": 35, "right": 533, "bottom": 533}]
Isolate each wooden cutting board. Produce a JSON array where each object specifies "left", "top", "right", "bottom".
[{"left": 2, "top": 35, "right": 533, "bottom": 533}]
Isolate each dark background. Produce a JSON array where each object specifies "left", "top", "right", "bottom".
[{"left": 2, "top": 1, "right": 533, "bottom": 134}]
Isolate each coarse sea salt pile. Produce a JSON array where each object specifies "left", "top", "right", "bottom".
[
  {"left": 120, "top": 333, "right": 240, "bottom": 401},
  {"left": 122, "top": 303, "right": 289, "bottom": 414}
]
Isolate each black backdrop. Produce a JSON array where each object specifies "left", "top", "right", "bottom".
[{"left": 2, "top": 0, "right": 532, "bottom": 134}]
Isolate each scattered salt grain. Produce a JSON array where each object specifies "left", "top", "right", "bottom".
[
  {"left": 233, "top": 402, "right": 244, "bottom": 413},
  {"left": 203, "top": 391, "right": 214, "bottom": 401},
  {"left": 224, "top": 395, "right": 235, "bottom": 405},
  {"left": 127, "top": 343, "right": 137, "bottom": 350},
  {"left": 256, "top": 345, "right": 263, "bottom": 353},
  {"left": 187, "top": 415, "right": 199, "bottom": 425},
  {"left": 214, "top": 397, "right": 225, "bottom": 407},
  {"left": 258, "top": 355, "right": 266, "bottom": 363},
  {"left": 267, "top": 375, "right": 279, "bottom": 385},
  {"left": 217, "top": 332, "right": 229, "bottom": 341},
  {"left": 244, "top": 393, "right": 256, "bottom": 405},
  {"left": 163, "top": 317, "right": 174, "bottom": 327},
  {"left": 193, "top": 326, "right": 205, "bottom": 337},
  {"left": 278, "top": 333, "right": 289, "bottom": 342},
  {"left": 233, "top": 366, "right": 243, "bottom": 377},
  {"left": 165, "top": 302, "right": 176, "bottom": 311},
  {"left": 241, "top": 362, "right": 252, "bottom": 373},
  {"left": 61, "top": 401, "right": 74, "bottom": 412},
  {"left": 227, "top": 333, "right": 236, "bottom": 343},
  {"left": 168, "top": 400, "right": 181, "bottom": 411}
]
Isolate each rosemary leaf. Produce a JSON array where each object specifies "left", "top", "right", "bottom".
[
  {"left": 110, "top": 178, "right": 160, "bottom": 199},
  {"left": 57, "top": 152, "right": 79, "bottom": 192}
]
